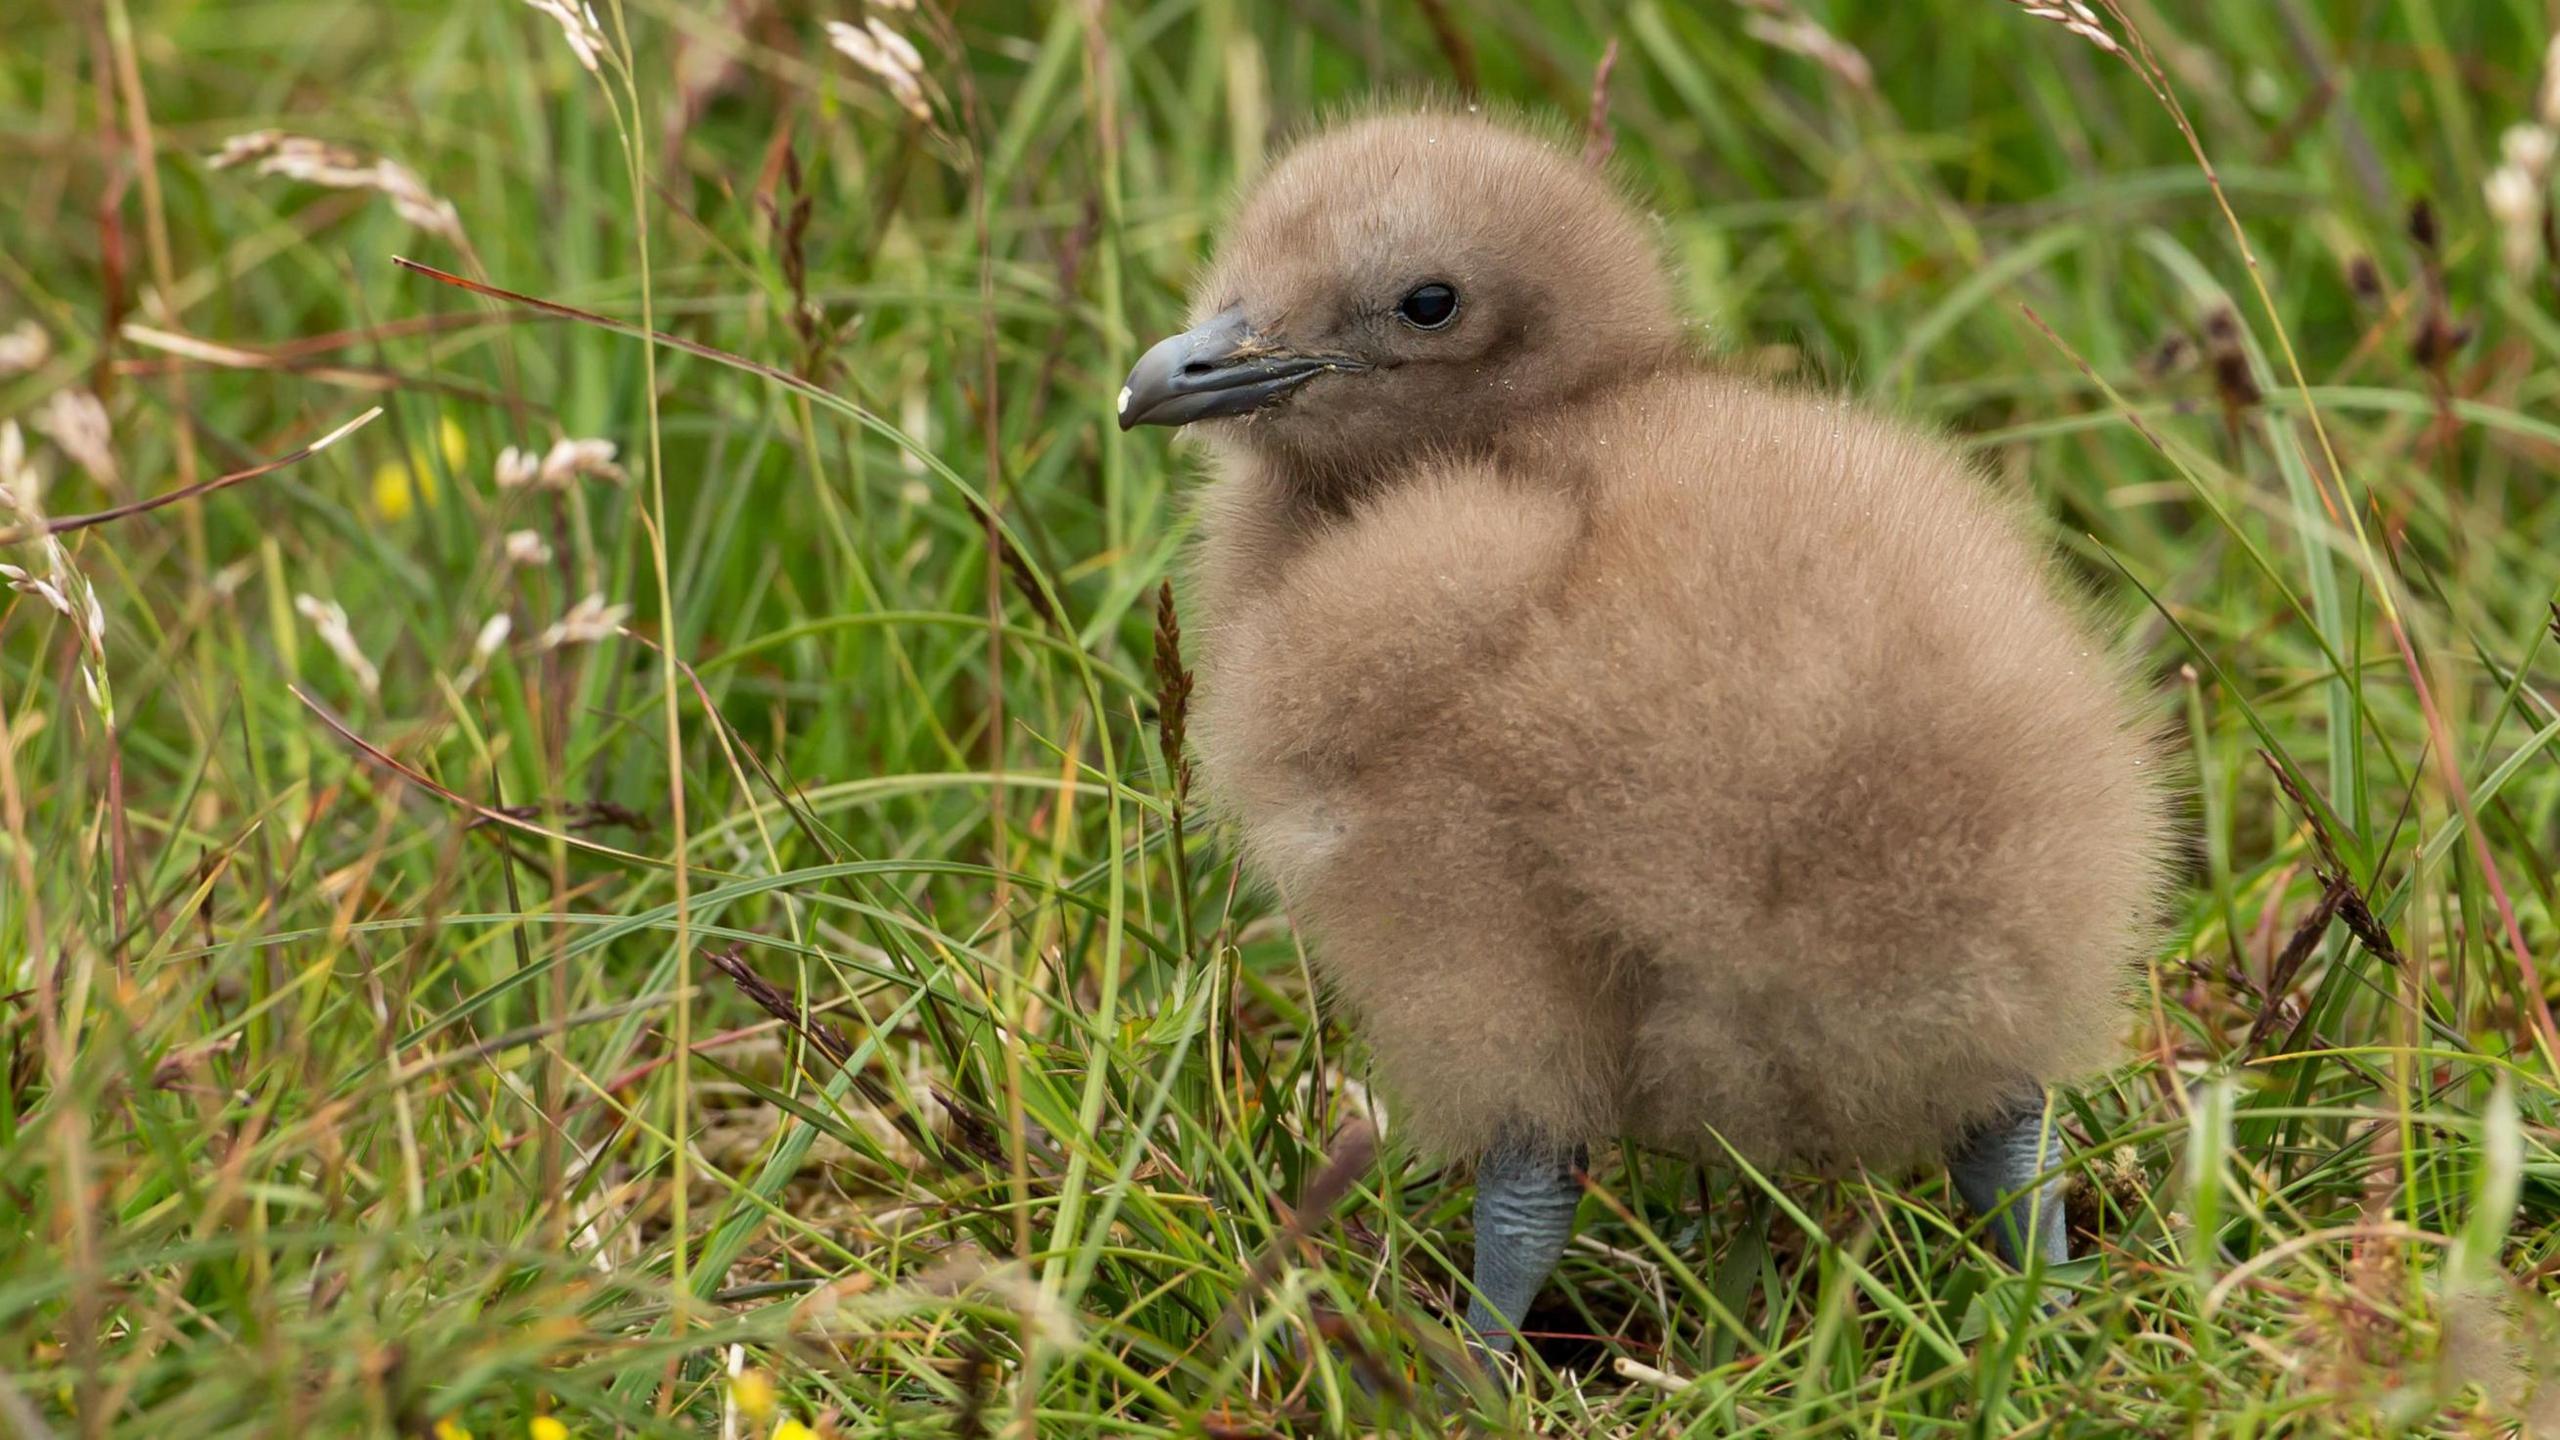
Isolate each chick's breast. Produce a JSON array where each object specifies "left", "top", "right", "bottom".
[{"left": 1191, "top": 458, "right": 1650, "bottom": 1156}]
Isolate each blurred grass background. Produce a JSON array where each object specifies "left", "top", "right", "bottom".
[{"left": 4, "top": 0, "right": 2560, "bottom": 1434}]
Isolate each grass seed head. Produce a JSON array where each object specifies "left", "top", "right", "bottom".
[
  {"left": 36, "top": 389, "right": 117, "bottom": 488},
  {"left": 2346, "top": 255, "right": 2385, "bottom": 305},
  {"left": 2140, "top": 330, "right": 2193, "bottom": 379},
  {"left": 824, "top": 19, "right": 932, "bottom": 122},
  {"left": 0, "top": 419, "right": 26, "bottom": 512},
  {"left": 369, "top": 158, "right": 464, "bottom": 241},
  {"left": 294, "top": 593, "right": 382, "bottom": 698},
  {"left": 2407, "top": 196, "right": 2441, "bottom": 253},
  {"left": 2210, "top": 348, "right": 2262, "bottom": 408},
  {"left": 863, "top": 18, "right": 921, "bottom": 73},
  {"left": 452, "top": 612, "right": 513, "bottom": 692},
  {"left": 1736, "top": 4, "right": 1875, "bottom": 90},
  {"left": 2409, "top": 309, "right": 2475, "bottom": 368},
  {"left": 1582, "top": 37, "right": 1621, "bottom": 168},
  {"left": 0, "top": 562, "right": 75, "bottom": 621},
  {"left": 497, "top": 438, "right": 620, "bottom": 490},
  {"left": 2543, "top": 33, "right": 2560, "bottom": 129},
  {"left": 470, "top": 613, "right": 513, "bottom": 662},
  {"left": 2502, "top": 123, "right": 2556, "bottom": 180},
  {"left": 208, "top": 131, "right": 464, "bottom": 243},
  {"left": 0, "top": 419, "right": 109, "bottom": 711},
  {"left": 539, "top": 437, "right": 623, "bottom": 486},
  {"left": 206, "top": 129, "right": 285, "bottom": 169},
  {"left": 2200, "top": 307, "right": 2262, "bottom": 408},
  {"left": 2485, "top": 163, "right": 2546, "bottom": 278},
  {"left": 2005, "top": 0, "right": 2120, "bottom": 55},
  {"left": 1150, "top": 579, "right": 1194, "bottom": 801},
  {"left": 502, "top": 528, "right": 553, "bottom": 566},
  {"left": 538, "top": 593, "right": 630, "bottom": 649},
  {"left": 520, "top": 0, "right": 608, "bottom": 73},
  {"left": 494, "top": 445, "right": 541, "bottom": 489},
  {"left": 0, "top": 319, "right": 48, "bottom": 377}
]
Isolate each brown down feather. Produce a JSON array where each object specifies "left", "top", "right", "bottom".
[{"left": 1175, "top": 110, "right": 2177, "bottom": 1170}]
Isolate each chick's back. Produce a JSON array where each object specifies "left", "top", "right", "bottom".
[{"left": 1192, "top": 372, "right": 2171, "bottom": 1167}]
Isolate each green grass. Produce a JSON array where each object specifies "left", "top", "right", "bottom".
[{"left": 4, "top": 0, "right": 2559, "bottom": 1434}]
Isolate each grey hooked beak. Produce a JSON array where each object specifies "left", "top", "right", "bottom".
[{"left": 1116, "top": 305, "right": 1365, "bottom": 431}]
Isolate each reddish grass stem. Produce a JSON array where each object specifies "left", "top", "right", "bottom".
[{"left": 0, "top": 406, "right": 380, "bottom": 546}]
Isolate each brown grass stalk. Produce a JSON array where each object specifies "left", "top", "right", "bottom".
[
  {"left": 1582, "top": 39, "right": 1620, "bottom": 169},
  {"left": 1216, "top": 1119, "right": 1378, "bottom": 1339},
  {"left": 703, "top": 945, "right": 1012, "bottom": 1169},
  {"left": 1413, "top": 0, "right": 1479, "bottom": 95}
]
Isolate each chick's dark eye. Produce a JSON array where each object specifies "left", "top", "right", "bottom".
[{"left": 1396, "top": 282, "right": 1459, "bottom": 330}]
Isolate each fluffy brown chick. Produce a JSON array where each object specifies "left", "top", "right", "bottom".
[{"left": 1121, "top": 110, "right": 2172, "bottom": 1355}]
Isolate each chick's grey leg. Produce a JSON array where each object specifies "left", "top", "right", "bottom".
[
  {"left": 1948, "top": 1093, "right": 2069, "bottom": 1269},
  {"left": 1463, "top": 1139, "right": 1587, "bottom": 1363}
]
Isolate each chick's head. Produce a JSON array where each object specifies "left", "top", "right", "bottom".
[{"left": 1121, "top": 112, "right": 1686, "bottom": 486}]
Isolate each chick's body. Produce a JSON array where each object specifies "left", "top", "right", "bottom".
[
  {"left": 1151, "top": 112, "right": 2168, "bottom": 1177},
  {"left": 1194, "top": 372, "right": 2160, "bottom": 1170}
]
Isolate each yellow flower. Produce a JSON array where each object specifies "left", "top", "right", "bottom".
[
  {"left": 371, "top": 460, "right": 438, "bottom": 521},
  {"left": 771, "top": 1422, "right": 817, "bottom": 1440},
  {"left": 529, "top": 1418, "right": 569, "bottom": 1440},
  {"left": 731, "top": 1369, "right": 776, "bottom": 1422},
  {"left": 371, "top": 415, "right": 467, "bottom": 521},
  {"left": 433, "top": 1420, "right": 473, "bottom": 1440}
]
